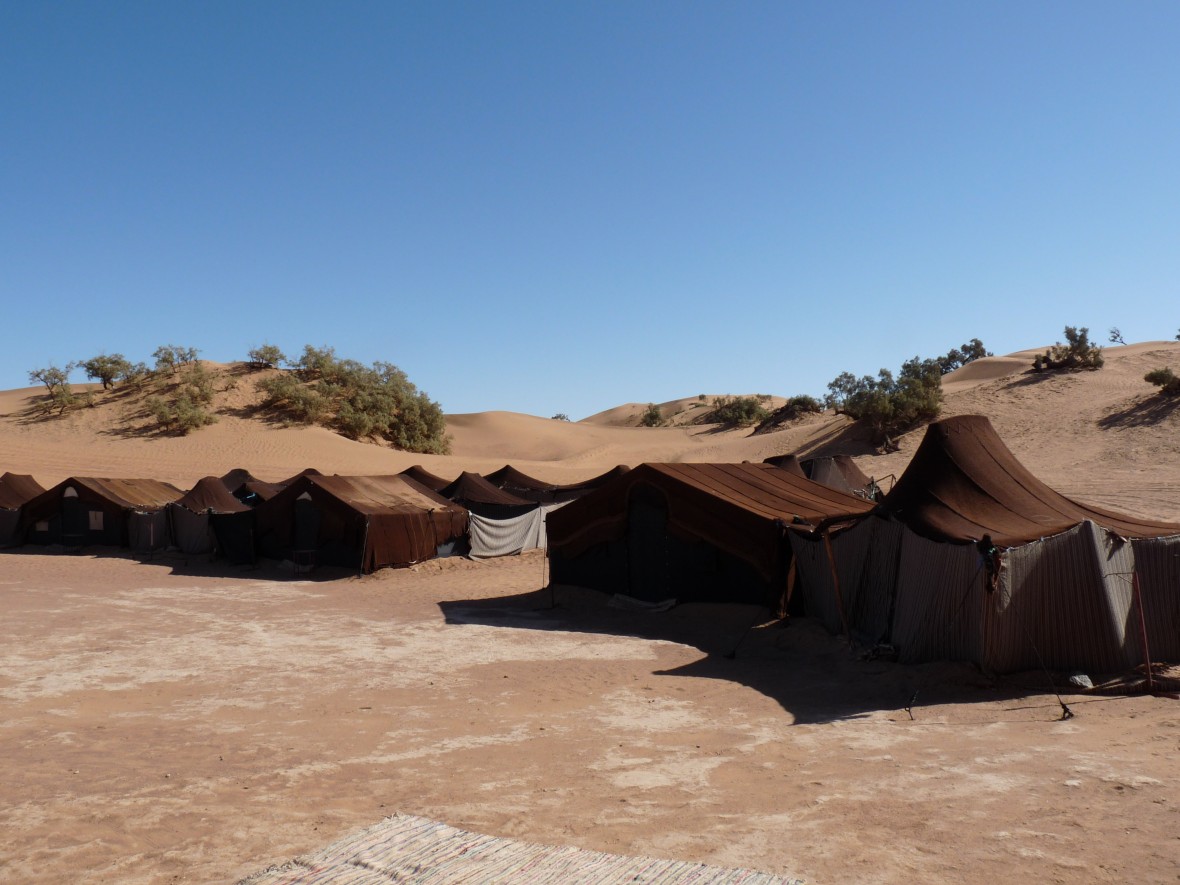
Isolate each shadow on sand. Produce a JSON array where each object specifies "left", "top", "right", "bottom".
[{"left": 438, "top": 583, "right": 1058, "bottom": 726}]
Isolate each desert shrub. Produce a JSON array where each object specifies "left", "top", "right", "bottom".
[
  {"left": 825, "top": 356, "right": 943, "bottom": 445},
  {"left": 935, "top": 338, "right": 992, "bottom": 374},
  {"left": 640, "top": 403, "right": 662, "bottom": 427},
  {"left": 709, "top": 395, "right": 770, "bottom": 428},
  {"left": 551, "top": 413, "right": 570, "bottom": 421},
  {"left": 145, "top": 363, "right": 218, "bottom": 434},
  {"left": 259, "top": 347, "right": 449, "bottom": 453},
  {"left": 756, "top": 395, "right": 823, "bottom": 432},
  {"left": 27, "top": 363, "right": 80, "bottom": 415},
  {"left": 79, "top": 353, "right": 133, "bottom": 390},
  {"left": 153, "top": 344, "right": 199, "bottom": 374},
  {"left": 1035, "top": 326, "right": 1104, "bottom": 371},
  {"left": 1145, "top": 368, "right": 1180, "bottom": 397},
  {"left": 246, "top": 344, "right": 286, "bottom": 370},
  {"left": 1109, "top": 328, "right": 1127, "bottom": 345}
]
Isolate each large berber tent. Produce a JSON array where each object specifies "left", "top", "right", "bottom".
[
  {"left": 169, "top": 476, "right": 256, "bottom": 563},
  {"left": 547, "top": 462, "right": 876, "bottom": 608},
  {"left": 253, "top": 474, "right": 468, "bottom": 573},
  {"left": 19, "top": 477, "right": 184, "bottom": 551},
  {"left": 790, "top": 415, "right": 1180, "bottom": 675}
]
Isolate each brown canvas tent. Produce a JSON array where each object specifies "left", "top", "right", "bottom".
[
  {"left": 793, "top": 415, "right": 1180, "bottom": 674},
  {"left": 20, "top": 477, "right": 184, "bottom": 550},
  {"left": 438, "top": 472, "right": 538, "bottom": 519},
  {"left": 398, "top": 465, "right": 453, "bottom": 493},
  {"left": 484, "top": 464, "right": 631, "bottom": 504},
  {"left": 169, "top": 476, "right": 255, "bottom": 562},
  {"left": 254, "top": 474, "right": 468, "bottom": 573},
  {"left": 0, "top": 473, "right": 46, "bottom": 546},
  {"left": 801, "top": 455, "right": 876, "bottom": 498},
  {"left": 548, "top": 462, "right": 875, "bottom": 608}
]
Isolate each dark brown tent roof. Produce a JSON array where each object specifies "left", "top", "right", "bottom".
[
  {"left": 175, "top": 477, "right": 252, "bottom": 514},
  {"left": 762, "top": 454, "right": 806, "bottom": 476},
  {"left": 279, "top": 467, "right": 323, "bottom": 485},
  {"left": 484, "top": 464, "right": 633, "bottom": 501},
  {"left": 0, "top": 473, "right": 46, "bottom": 510},
  {"left": 439, "top": 472, "right": 534, "bottom": 508},
  {"left": 240, "top": 480, "right": 286, "bottom": 502},
  {"left": 34, "top": 477, "right": 184, "bottom": 511},
  {"left": 547, "top": 462, "right": 875, "bottom": 580},
  {"left": 219, "top": 468, "right": 258, "bottom": 493},
  {"left": 254, "top": 474, "right": 468, "bottom": 572},
  {"left": 881, "top": 415, "right": 1180, "bottom": 546},
  {"left": 398, "top": 465, "right": 453, "bottom": 492}
]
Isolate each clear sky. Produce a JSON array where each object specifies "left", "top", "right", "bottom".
[{"left": 3, "top": 2, "right": 1178, "bottom": 420}]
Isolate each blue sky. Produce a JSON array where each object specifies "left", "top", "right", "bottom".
[{"left": 3, "top": 2, "right": 1178, "bottom": 420}]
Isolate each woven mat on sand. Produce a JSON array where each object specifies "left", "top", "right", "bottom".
[{"left": 239, "top": 812, "right": 805, "bottom": 885}]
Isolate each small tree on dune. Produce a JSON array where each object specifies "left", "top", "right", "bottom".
[
  {"left": 1033, "top": 326, "right": 1104, "bottom": 372},
  {"left": 246, "top": 344, "right": 287, "bottom": 370},
  {"left": 640, "top": 403, "right": 662, "bottom": 427},
  {"left": 79, "top": 353, "right": 133, "bottom": 390}
]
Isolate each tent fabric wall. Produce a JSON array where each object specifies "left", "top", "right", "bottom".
[
  {"left": 890, "top": 528, "right": 986, "bottom": 665},
  {"left": 1132, "top": 536, "right": 1180, "bottom": 662},
  {"left": 468, "top": 503, "right": 567, "bottom": 558},
  {"left": 170, "top": 503, "right": 216, "bottom": 554},
  {"left": 982, "top": 521, "right": 1141, "bottom": 675},
  {"left": 128, "top": 510, "right": 170, "bottom": 551}
]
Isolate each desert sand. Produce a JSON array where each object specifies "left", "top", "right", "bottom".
[{"left": 2, "top": 343, "right": 1180, "bottom": 883}]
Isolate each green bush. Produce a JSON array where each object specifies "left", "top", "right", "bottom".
[
  {"left": 79, "top": 353, "right": 133, "bottom": 390},
  {"left": 640, "top": 403, "right": 662, "bottom": 427},
  {"left": 756, "top": 395, "right": 823, "bottom": 431},
  {"left": 153, "top": 344, "right": 199, "bottom": 374},
  {"left": 247, "top": 344, "right": 287, "bottom": 370},
  {"left": 551, "top": 413, "right": 570, "bottom": 421},
  {"left": 1145, "top": 368, "right": 1180, "bottom": 396},
  {"left": 145, "top": 363, "right": 218, "bottom": 434},
  {"left": 27, "top": 364, "right": 80, "bottom": 415},
  {"left": 825, "top": 356, "right": 943, "bottom": 445},
  {"left": 936, "top": 339, "right": 992, "bottom": 374},
  {"left": 259, "top": 347, "right": 449, "bottom": 453},
  {"left": 710, "top": 395, "right": 770, "bottom": 428},
  {"left": 1035, "top": 326, "right": 1104, "bottom": 371}
]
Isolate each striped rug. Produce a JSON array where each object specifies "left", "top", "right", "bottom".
[{"left": 239, "top": 813, "right": 805, "bottom": 885}]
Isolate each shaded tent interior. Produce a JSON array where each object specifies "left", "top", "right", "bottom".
[
  {"left": 547, "top": 462, "right": 875, "bottom": 609},
  {"left": 169, "top": 476, "right": 255, "bottom": 563},
  {"left": 484, "top": 464, "right": 631, "bottom": 504},
  {"left": 253, "top": 474, "right": 468, "bottom": 573},
  {"left": 0, "top": 473, "right": 46, "bottom": 546},
  {"left": 19, "top": 477, "right": 184, "bottom": 551},
  {"left": 792, "top": 415, "right": 1180, "bottom": 675}
]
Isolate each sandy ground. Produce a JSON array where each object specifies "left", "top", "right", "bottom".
[
  {"left": 2, "top": 551, "right": 1179, "bottom": 884},
  {"left": 2, "top": 342, "right": 1180, "bottom": 883}
]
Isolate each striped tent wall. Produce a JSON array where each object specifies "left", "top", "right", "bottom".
[
  {"left": 983, "top": 521, "right": 1140, "bottom": 675},
  {"left": 1131, "top": 535, "right": 1180, "bottom": 662},
  {"left": 891, "top": 528, "right": 986, "bottom": 665},
  {"left": 787, "top": 531, "right": 846, "bottom": 636},
  {"left": 841, "top": 516, "right": 904, "bottom": 648}
]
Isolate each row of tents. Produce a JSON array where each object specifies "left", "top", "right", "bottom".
[
  {"left": 547, "top": 415, "right": 1180, "bottom": 676},
  {"left": 0, "top": 464, "right": 630, "bottom": 570}
]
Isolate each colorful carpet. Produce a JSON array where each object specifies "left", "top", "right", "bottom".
[{"left": 239, "top": 813, "right": 805, "bottom": 885}]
